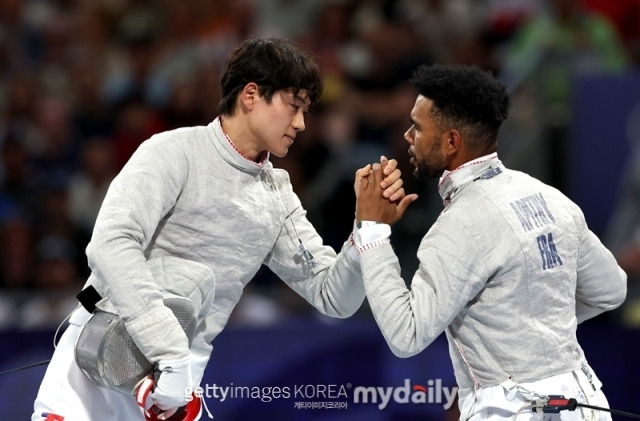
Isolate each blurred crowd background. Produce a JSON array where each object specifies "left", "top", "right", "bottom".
[{"left": 0, "top": 0, "right": 639, "bottom": 332}]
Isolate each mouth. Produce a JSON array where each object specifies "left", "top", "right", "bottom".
[{"left": 408, "top": 148, "right": 417, "bottom": 166}]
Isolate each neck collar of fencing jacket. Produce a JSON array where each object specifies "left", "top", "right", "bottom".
[
  {"left": 210, "top": 117, "right": 271, "bottom": 174},
  {"left": 438, "top": 152, "right": 502, "bottom": 207}
]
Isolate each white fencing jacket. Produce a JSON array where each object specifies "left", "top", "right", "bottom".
[
  {"left": 356, "top": 153, "right": 626, "bottom": 395},
  {"left": 82, "top": 117, "right": 365, "bottom": 379}
]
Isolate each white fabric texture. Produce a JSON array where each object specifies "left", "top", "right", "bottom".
[
  {"left": 358, "top": 154, "right": 626, "bottom": 413},
  {"left": 151, "top": 355, "right": 193, "bottom": 409},
  {"left": 83, "top": 117, "right": 365, "bottom": 363},
  {"left": 32, "top": 117, "right": 366, "bottom": 419},
  {"left": 459, "top": 365, "right": 611, "bottom": 420},
  {"left": 354, "top": 221, "right": 391, "bottom": 254}
]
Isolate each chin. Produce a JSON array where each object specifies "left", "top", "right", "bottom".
[{"left": 415, "top": 165, "right": 442, "bottom": 181}]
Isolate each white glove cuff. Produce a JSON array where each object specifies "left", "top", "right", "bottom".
[
  {"left": 157, "top": 355, "right": 191, "bottom": 372},
  {"left": 151, "top": 355, "right": 193, "bottom": 410},
  {"left": 355, "top": 221, "right": 391, "bottom": 250}
]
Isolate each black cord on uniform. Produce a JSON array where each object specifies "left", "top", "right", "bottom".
[
  {"left": 0, "top": 359, "right": 50, "bottom": 375},
  {"left": 577, "top": 402, "right": 640, "bottom": 419},
  {"left": 0, "top": 309, "right": 73, "bottom": 376},
  {"left": 538, "top": 396, "right": 640, "bottom": 419}
]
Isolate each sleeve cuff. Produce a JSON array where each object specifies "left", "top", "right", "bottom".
[{"left": 355, "top": 221, "right": 391, "bottom": 254}]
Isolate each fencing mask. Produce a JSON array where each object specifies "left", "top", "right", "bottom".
[{"left": 74, "top": 296, "right": 197, "bottom": 395}]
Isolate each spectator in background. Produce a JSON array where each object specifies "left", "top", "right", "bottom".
[
  {"left": 68, "top": 56, "right": 115, "bottom": 140},
  {"left": 250, "top": 0, "right": 321, "bottom": 39},
  {"left": 19, "top": 233, "right": 83, "bottom": 329},
  {"left": 0, "top": 134, "right": 39, "bottom": 291},
  {"left": 67, "top": 136, "right": 116, "bottom": 240},
  {"left": 0, "top": 0, "right": 636, "bottom": 337},
  {"left": 0, "top": 215, "right": 34, "bottom": 289},
  {"left": 28, "top": 96, "right": 80, "bottom": 189},
  {"left": 399, "top": 0, "right": 487, "bottom": 65},
  {"left": 582, "top": 0, "right": 640, "bottom": 66},
  {"left": 499, "top": 0, "right": 631, "bottom": 194},
  {"left": 111, "top": 92, "right": 165, "bottom": 170},
  {"left": 0, "top": 134, "right": 40, "bottom": 223},
  {"left": 3, "top": 73, "right": 39, "bottom": 142},
  {"left": 605, "top": 137, "right": 640, "bottom": 326},
  {"left": 34, "top": 185, "right": 86, "bottom": 274}
]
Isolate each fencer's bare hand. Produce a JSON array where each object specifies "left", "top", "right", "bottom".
[
  {"left": 355, "top": 163, "right": 418, "bottom": 225},
  {"left": 379, "top": 155, "right": 405, "bottom": 201}
]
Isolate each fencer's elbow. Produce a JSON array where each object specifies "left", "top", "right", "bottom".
[
  {"left": 85, "top": 234, "right": 113, "bottom": 269},
  {"left": 85, "top": 239, "right": 99, "bottom": 263},
  {"left": 614, "top": 283, "right": 627, "bottom": 309},
  {"left": 322, "top": 291, "right": 365, "bottom": 319},
  {"left": 389, "top": 342, "right": 422, "bottom": 358},
  {"left": 327, "top": 304, "right": 359, "bottom": 319},
  {"left": 612, "top": 267, "right": 628, "bottom": 308},
  {"left": 386, "top": 334, "right": 424, "bottom": 358}
]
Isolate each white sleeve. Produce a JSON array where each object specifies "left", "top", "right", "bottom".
[{"left": 575, "top": 229, "right": 627, "bottom": 323}]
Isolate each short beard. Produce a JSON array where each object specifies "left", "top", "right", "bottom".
[{"left": 413, "top": 158, "right": 446, "bottom": 181}]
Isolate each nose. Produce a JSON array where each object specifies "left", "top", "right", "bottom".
[
  {"left": 404, "top": 127, "right": 414, "bottom": 144},
  {"left": 292, "top": 110, "right": 306, "bottom": 132}
]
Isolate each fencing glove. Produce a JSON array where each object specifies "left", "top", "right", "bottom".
[{"left": 151, "top": 355, "right": 193, "bottom": 410}]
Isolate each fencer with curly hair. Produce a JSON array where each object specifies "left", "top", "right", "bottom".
[{"left": 353, "top": 64, "right": 626, "bottom": 421}]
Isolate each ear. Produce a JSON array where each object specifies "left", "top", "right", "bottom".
[
  {"left": 444, "top": 129, "right": 462, "bottom": 156},
  {"left": 239, "top": 82, "right": 260, "bottom": 111}
]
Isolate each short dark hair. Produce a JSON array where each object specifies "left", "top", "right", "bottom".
[
  {"left": 217, "top": 38, "right": 324, "bottom": 116},
  {"left": 409, "top": 64, "right": 510, "bottom": 152}
]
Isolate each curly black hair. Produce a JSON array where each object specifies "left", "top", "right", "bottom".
[
  {"left": 409, "top": 64, "right": 510, "bottom": 153},
  {"left": 218, "top": 37, "right": 324, "bottom": 116}
]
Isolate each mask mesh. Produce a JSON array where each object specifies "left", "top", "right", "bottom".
[{"left": 75, "top": 297, "right": 197, "bottom": 394}]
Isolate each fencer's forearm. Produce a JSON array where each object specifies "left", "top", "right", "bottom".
[
  {"left": 313, "top": 239, "right": 366, "bottom": 318},
  {"left": 86, "top": 139, "right": 191, "bottom": 362},
  {"left": 87, "top": 220, "right": 191, "bottom": 362},
  {"left": 124, "top": 306, "right": 191, "bottom": 362},
  {"left": 575, "top": 230, "right": 627, "bottom": 323},
  {"left": 265, "top": 186, "right": 367, "bottom": 317},
  {"left": 267, "top": 232, "right": 366, "bottom": 318},
  {"left": 575, "top": 267, "right": 627, "bottom": 323},
  {"left": 357, "top": 228, "right": 479, "bottom": 358},
  {"left": 355, "top": 223, "right": 429, "bottom": 354},
  {"left": 359, "top": 245, "right": 432, "bottom": 357},
  {"left": 296, "top": 238, "right": 366, "bottom": 318}
]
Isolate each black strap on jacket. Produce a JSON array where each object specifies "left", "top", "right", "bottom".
[{"left": 76, "top": 285, "right": 102, "bottom": 313}]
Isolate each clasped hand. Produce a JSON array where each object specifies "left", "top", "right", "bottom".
[{"left": 355, "top": 157, "right": 418, "bottom": 226}]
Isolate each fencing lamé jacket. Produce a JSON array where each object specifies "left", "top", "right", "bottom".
[
  {"left": 82, "top": 117, "right": 365, "bottom": 380},
  {"left": 356, "top": 153, "right": 626, "bottom": 395}
]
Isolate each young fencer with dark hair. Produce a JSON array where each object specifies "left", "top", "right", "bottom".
[{"left": 31, "top": 37, "right": 414, "bottom": 421}]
